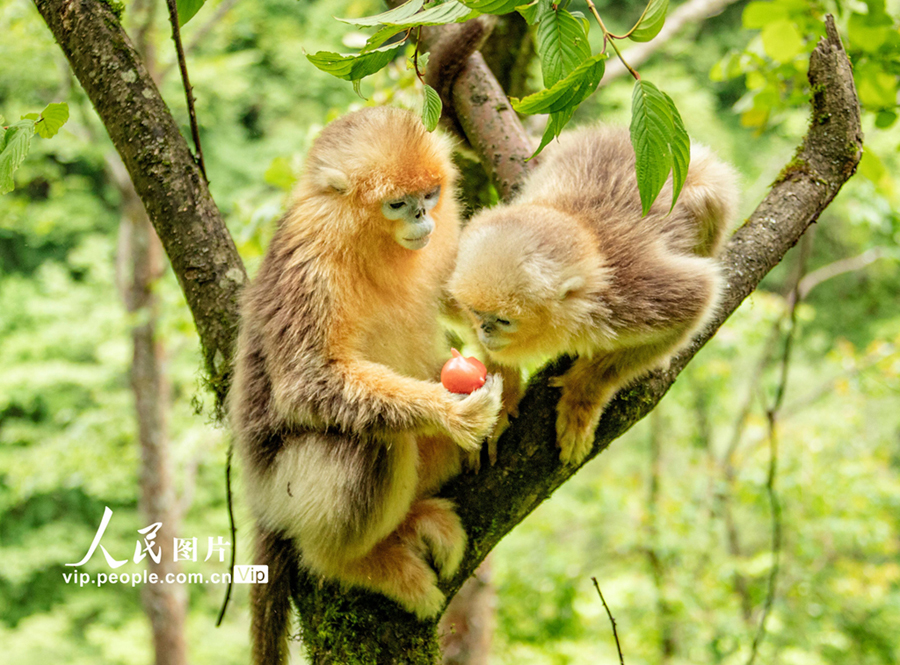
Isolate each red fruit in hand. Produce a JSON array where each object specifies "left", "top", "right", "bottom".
[{"left": 441, "top": 348, "right": 487, "bottom": 394}]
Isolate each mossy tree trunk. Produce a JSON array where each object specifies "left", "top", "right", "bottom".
[{"left": 33, "top": 1, "right": 861, "bottom": 662}]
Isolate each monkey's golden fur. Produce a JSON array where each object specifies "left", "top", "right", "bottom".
[
  {"left": 229, "top": 107, "right": 502, "bottom": 663},
  {"left": 449, "top": 125, "right": 738, "bottom": 465}
]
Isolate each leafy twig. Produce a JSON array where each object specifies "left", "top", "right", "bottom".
[
  {"left": 584, "top": 0, "right": 641, "bottom": 80},
  {"left": 592, "top": 577, "right": 626, "bottom": 665},
  {"left": 164, "top": 0, "right": 207, "bottom": 180}
]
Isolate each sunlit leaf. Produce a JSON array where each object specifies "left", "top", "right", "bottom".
[
  {"left": 460, "top": 0, "right": 522, "bottom": 13},
  {"left": 629, "top": 0, "right": 668, "bottom": 43},
  {"left": 306, "top": 42, "right": 405, "bottom": 81},
  {"left": 176, "top": 0, "right": 206, "bottom": 26},
  {"left": 337, "top": 0, "right": 425, "bottom": 26},
  {"left": 383, "top": 1, "right": 476, "bottom": 27},
  {"left": 742, "top": 1, "right": 788, "bottom": 29},
  {"left": 0, "top": 119, "right": 35, "bottom": 195},
  {"left": 34, "top": 103, "right": 69, "bottom": 139},
  {"left": 760, "top": 20, "right": 804, "bottom": 63},
  {"left": 264, "top": 156, "right": 295, "bottom": 192},
  {"left": 421, "top": 84, "right": 443, "bottom": 132},
  {"left": 510, "top": 53, "right": 606, "bottom": 115}
]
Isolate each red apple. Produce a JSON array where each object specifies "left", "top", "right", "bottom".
[{"left": 441, "top": 348, "right": 487, "bottom": 394}]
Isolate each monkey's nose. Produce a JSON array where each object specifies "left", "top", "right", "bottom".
[{"left": 415, "top": 208, "right": 425, "bottom": 219}]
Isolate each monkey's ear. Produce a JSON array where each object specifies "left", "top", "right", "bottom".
[
  {"left": 558, "top": 276, "right": 585, "bottom": 300},
  {"left": 317, "top": 167, "right": 350, "bottom": 193}
]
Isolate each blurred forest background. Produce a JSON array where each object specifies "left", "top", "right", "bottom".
[{"left": 1, "top": 0, "right": 899, "bottom": 663}]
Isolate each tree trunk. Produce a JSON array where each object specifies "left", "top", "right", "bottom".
[{"left": 122, "top": 179, "right": 189, "bottom": 665}]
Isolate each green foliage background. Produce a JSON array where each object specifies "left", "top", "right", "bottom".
[{"left": 1, "top": 0, "right": 899, "bottom": 663}]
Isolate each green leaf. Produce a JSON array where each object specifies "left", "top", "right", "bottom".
[
  {"left": 874, "top": 110, "right": 897, "bottom": 129},
  {"left": 629, "top": 0, "right": 668, "bottom": 43},
  {"left": 363, "top": 26, "right": 408, "bottom": 52},
  {"left": 306, "top": 42, "right": 405, "bottom": 82},
  {"left": 376, "top": 1, "right": 477, "bottom": 28},
  {"left": 857, "top": 64, "right": 898, "bottom": 108},
  {"left": 34, "top": 103, "right": 69, "bottom": 139},
  {"left": 264, "top": 157, "right": 296, "bottom": 192},
  {"left": 848, "top": 11, "right": 893, "bottom": 54},
  {"left": 0, "top": 119, "right": 36, "bottom": 195},
  {"left": 517, "top": 1, "right": 542, "bottom": 25},
  {"left": 662, "top": 90, "right": 690, "bottom": 211},
  {"left": 510, "top": 52, "right": 606, "bottom": 114},
  {"left": 460, "top": 0, "right": 522, "bottom": 13},
  {"left": 742, "top": 1, "right": 788, "bottom": 29},
  {"left": 630, "top": 79, "right": 690, "bottom": 215},
  {"left": 535, "top": 7, "right": 591, "bottom": 87},
  {"left": 532, "top": 106, "right": 575, "bottom": 158},
  {"left": 421, "top": 84, "right": 443, "bottom": 132},
  {"left": 176, "top": 0, "right": 206, "bottom": 26},
  {"left": 337, "top": 0, "right": 425, "bottom": 27},
  {"left": 859, "top": 148, "right": 893, "bottom": 197},
  {"left": 760, "top": 19, "right": 804, "bottom": 63}
]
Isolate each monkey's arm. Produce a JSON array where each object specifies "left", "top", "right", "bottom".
[{"left": 268, "top": 354, "right": 502, "bottom": 452}]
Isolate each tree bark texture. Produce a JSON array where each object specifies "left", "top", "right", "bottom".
[
  {"left": 34, "top": 0, "right": 246, "bottom": 411},
  {"left": 34, "top": 3, "right": 861, "bottom": 661}
]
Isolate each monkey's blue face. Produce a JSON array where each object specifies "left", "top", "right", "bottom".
[
  {"left": 381, "top": 186, "right": 441, "bottom": 250},
  {"left": 470, "top": 309, "right": 519, "bottom": 352}
]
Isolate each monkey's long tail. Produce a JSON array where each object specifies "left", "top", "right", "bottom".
[{"left": 251, "top": 528, "right": 295, "bottom": 665}]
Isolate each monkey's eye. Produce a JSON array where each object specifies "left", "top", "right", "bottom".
[
  {"left": 425, "top": 187, "right": 440, "bottom": 200},
  {"left": 496, "top": 318, "right": 511, "bottom": 326},
  {"left": 389, "top": 201, "right": 406, "bottom": 210}
]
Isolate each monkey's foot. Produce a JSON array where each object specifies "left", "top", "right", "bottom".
[
  {"left": 404, "top": 582, "right": 447, "bottom": 620},
  {"left": 404, "top": 498, "right": 466, "bottom": 580},
  {"left": 553, "top": 396, "right": 602, "bottom": 466}
]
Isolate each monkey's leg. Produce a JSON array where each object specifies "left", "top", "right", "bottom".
[
  {"left": 265, "top": 431, "right": 448, "bottom": 618},
  {"left": 552, "top": 336, "right": 685, "bottom": 465},
  {"left": 309, "top": 529, "right": 448, "bottom": 619},
  {"left": 398, "top": 497, "right": 467, "bottom": 581}
]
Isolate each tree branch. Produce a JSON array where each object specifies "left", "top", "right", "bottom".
[{"left": 33, "top": 0, "right": 247, "bottom": 410}]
